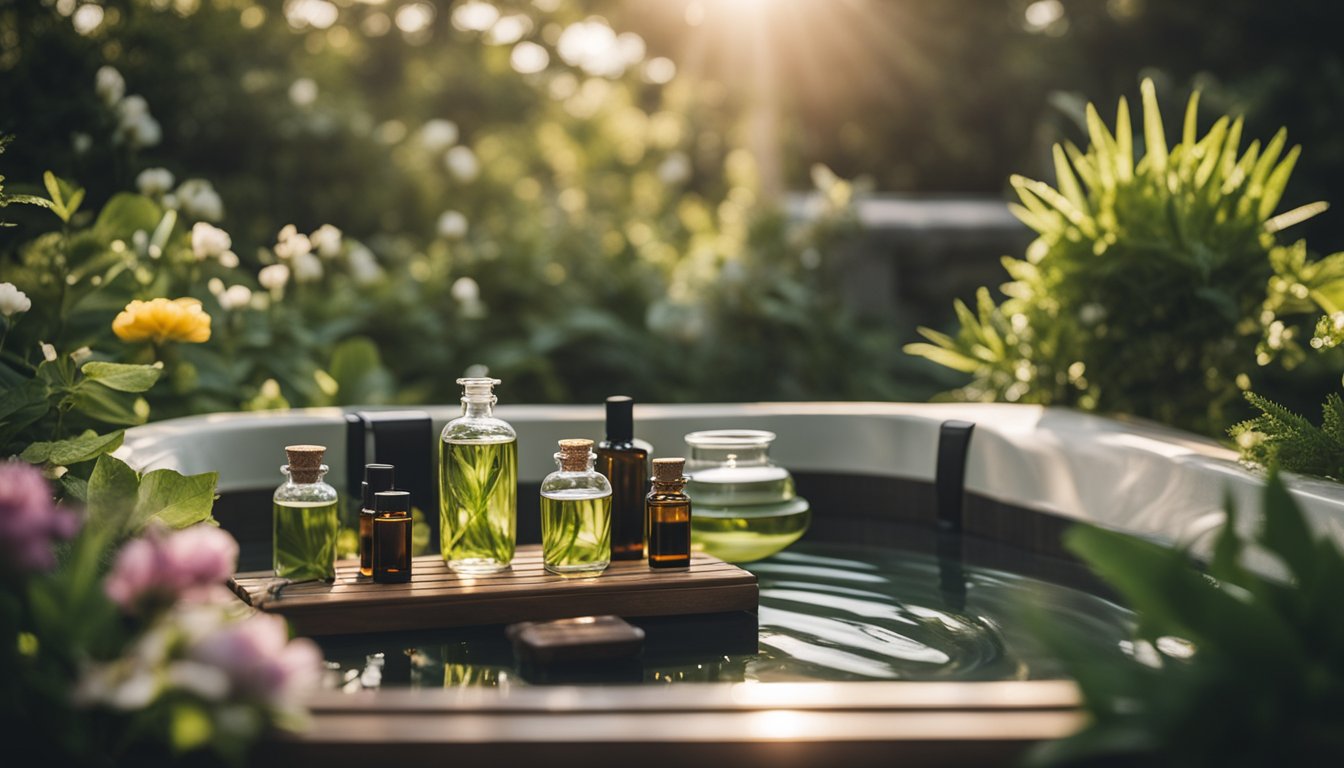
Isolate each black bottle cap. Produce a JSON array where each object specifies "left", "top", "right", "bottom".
[
  {"left": 605, "top": 395, "right": 634, "bottom": 443},
  {"left": 362, "top": 464, "right": 395, "bottom": 507},
  {"left": 374, "top": 490, "right": 411, "bottom": 514}
]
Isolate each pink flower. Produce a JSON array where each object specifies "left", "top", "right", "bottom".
[
  {"left": 188, "top": 612, "right": 322, "bottom": 707},
  {"left": 0, "top": 461, "right": 80, "bottom": 573},
  {"left": 105, "top": 524, "right": 239, "bottom": 612}
]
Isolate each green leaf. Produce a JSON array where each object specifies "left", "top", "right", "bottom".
[
  {"left": 134, "top": 468, "right": 219, "bottom": 530},
  {"left": 1265, "top": 201, "right": 1328, "bottom": 234},
  {"left": 1257, "top": 145, "right": 1301, "bottom": 221},
  {"left": 327, "top": 336, "right": 394, "bottom": 405},
  {"left": 1259, "top": 471, "right": 1316, "bottom": 588},
  {"left": 81, "top": 361, "right": 163, "bottom": 393},
  {"left": 42, "top": 170, "right": 64, "bottom": 210},
  {"left": 1140, "top": 78, "right": 1168, "bottom": 172},
  {"left": 70, "top": 381, "right": 148, "bottom": 426},
  {"left": 86, "top": 453, "right": 140, "bottom": 536},
  {"left": 20, "top": 430, "right": 124, "bottom": 466},
  {"left": 94, "top": 193, "right": 162, "bottom": 241},
  {"left": 903, "top": 342, "right": 981, "bottom": 373}
]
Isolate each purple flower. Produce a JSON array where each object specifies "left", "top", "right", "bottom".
[
  {"left": 0, "top": 461, "right": 80, "bottom": 573},
  {"left": 188, "top": 611, "right": 322, "bottom": 707},
  {"left": 105, "top": 524, "right": 239, "bottom": 612}
]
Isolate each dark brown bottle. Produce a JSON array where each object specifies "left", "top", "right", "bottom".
[
  {"left": 359, "top": 464, "right": 396, "bottom": 577},
  {"left": 596, "top": 396, "right": 650, "bottom": 561},
  {"left": 373, "top": 490, "right": 412, "bottom": 584},
  {"left": 647, "top": 457, "right": 691, "bottom": 568}
]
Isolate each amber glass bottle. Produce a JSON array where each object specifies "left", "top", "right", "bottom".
[
  {"left": 595, "top": 396, "right": 649, "bottom": 560},
  {"left": 646, "top": 457, "right": 691, "bottom": 568},
  {"left": 359, "top": 464, "right": 395, "bottom": 577},
  {"left": 373, "top": 490, "right": 412, "bottom": 584}
]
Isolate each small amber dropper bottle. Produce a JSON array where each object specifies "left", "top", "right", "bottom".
[
  {"left": 372, "top": 490, "right": 413, "bottom": 584},
  {"left": 647, "top": 457, "right": 691, "bottom": 568},
  {"left": 359, "top": 464, "right": 395, "bottom": 577}
]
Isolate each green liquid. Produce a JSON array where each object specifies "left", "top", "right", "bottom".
[
  {"left": 540, "top": 490, "right": 612, "bottom": 577},
  {"left": 691, "top": 499, "right": 811, "bottom": 563},
  {"left": 273, "top": 499, "right": 339, "bottom": 581},
  {"left": 440, "top": 438, "right": 517, "bottom": 573}
]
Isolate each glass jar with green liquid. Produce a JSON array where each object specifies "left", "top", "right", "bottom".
[
  {"left": 440, "top": 377, "right": 517, "bottom": 573},
  {"left": 540, "top": 439, "right": 612, "bottom": 577},
  {"left": 273, "top": 444, "right": 340, "bottom": 582}
]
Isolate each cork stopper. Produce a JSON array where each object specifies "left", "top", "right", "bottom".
[
  {"left": 557, "top": 438, "right": 593, "bottom": 471},
  {"left": 652, "top": 457, "right": 686, "bottom": 483},
  {"left": 285, "top": 444, "right": 326, "bottom": 484}
]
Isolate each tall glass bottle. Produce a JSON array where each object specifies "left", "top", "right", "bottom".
[
  {"left": 273, "top": 444, "right": 340, "bottom": 582},
  {"left": 594, "top": 396, "right": 649, "bottom": 561},
  {"left": 540, "top": 439, "right": 612, "bottom": 577},
  {"left": 439, "top": 377, "right": 517, "bottom": 573},
  {"left": 647, "top": 457, "right": 691, "bottom": 569}
]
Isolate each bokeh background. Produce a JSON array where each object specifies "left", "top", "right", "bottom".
[{"left": 3, "top": 0, "right": 1342, "bottom": 413}]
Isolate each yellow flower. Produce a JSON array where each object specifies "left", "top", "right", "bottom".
[{"left": 112, "top": 298, "right": 212, "bottom": 344}]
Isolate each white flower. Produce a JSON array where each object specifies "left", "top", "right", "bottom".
[
  {"left": 437, "top": 210, "right": 469, "bottom": 239},
  {"left": 291, "top": 252, "right": 323, "bottom": 283},
  {"left": 207, "top": 278, "right": 225, "bottom": 295},
  {"left": 258, "top": 264, "right": 290, "bottom": 292},
  {"left": 451, "top": 276, "right": 480, "bottom": 303},
  {"left": 191, "top": 222, "right": 232, "bottom": 261},
  {"left": 310, "top": 224, "right": 342, "bottom": 258},
  {"left": 273, "top": 225, "right": 312, "bottom": 261},
  {"left": 136, "top": 168, "right": 175, "bottom": 197},
  {"left": 657, "top": 152, "right": 691, "bottom": 185},
  {"left": 218, "top": 250, "right": 240, "bottom": 269},
  {"left": 175, "top": 179, "right": 224, "bottom": 222},
  {"left": 71, "top": 133, "right": 93, "bottom": 154},
  {"left": 115, "top": 96, "right": 162, "bottom": 149},
  {"left": 95, "top": 66, "right": 125, "bottom": 107},
  {"left": 346, "top": 243, "right": 383, "bottom": 286},
  {"left": 0, "top": 282, "right": 31, "bottom": 317},
  {"left": 218, "top": 285, "right": 253, "bottom": 311},
  {"left": 419, "top": 119, "right": 459, "bottom": 152},
  {"left": 445, "top": 145, "right": 480, "bottom": 182},
  {"left": 40, "top": 342, "right": 57, "bottom": 363},
  {"left": 70, "top": 346, "right": 93, "bottom": 364}
]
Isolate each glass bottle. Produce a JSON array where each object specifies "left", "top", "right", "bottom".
[
  {"left": 439, "top": 377, "right": 518, "bottom": 573},
  {"left": 373, "top": 490, "right": 413, "bottom": 584},
  {"left": 273, "top": 444, "right": 340, "bottom": 582},
  {"left": 647, "top": 457, "right": 691, "bottom": 568},
  {"left": 540, "top": 439, "right": 612, "bottom": 577},
  {"left": 359, "top": 463, "right": 396, "bottom": 578},
  {"left": 684, "top": 430, "right": 810, "bottom": 563},
  {"left": 594, "top": 395, "right": 650, "bottom": 561}
]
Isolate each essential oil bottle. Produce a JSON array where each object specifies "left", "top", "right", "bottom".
[
  {"left": 273, "top": 444, "right": 340, "bottom": 582},
  {"left": 647, "top": 457, "right": 691, "bottom": 568},
  {"left": 439, "top": 377, "right": 518, "bottom": 573},
  {"left": 359, "top": 464, "right": 396, "bottom": 577},
  {"left": 595, "top": 396, "right": 649, "bottom": 561},
  {"left": 373, "top": 490, "right": 413, "bottom": 584},
  {"left": 540, "top": 439, "right": 613, "bottom": 577}
]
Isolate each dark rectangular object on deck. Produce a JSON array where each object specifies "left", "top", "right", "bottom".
[
  {"left": 228, "top": 545, "right": 758, "bottom": 636},
  {"left": 507, "top": 615, "right": 645, "bottom": 665}
]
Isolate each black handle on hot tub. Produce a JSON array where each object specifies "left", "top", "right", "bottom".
[{"left": 935, "top": 420, "right": 975, "bottom": 535}]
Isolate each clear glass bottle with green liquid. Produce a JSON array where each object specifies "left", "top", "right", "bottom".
[
  {"left": 440, "top": 377, "right": 517, "bottom": 573},
  {"left": 273, "top": 444, "right": 340, "bottom": 582},
  {"left": 540, "top": 439, "right": 612, "bottom": 577}
]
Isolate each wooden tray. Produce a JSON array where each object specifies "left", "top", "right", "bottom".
[{"left": 228, "top": 545, "right": 758, "bottom": 636}]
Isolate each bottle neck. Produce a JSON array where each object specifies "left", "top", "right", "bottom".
[
  {"left": 461, "top": 396, "right": 496, "bottom": 419},
  {"left": 283, "top": 465, "right": 328, "bottom": 485},
  {"left": 651, "top": 479, "right": 687, "bottom": 494}
]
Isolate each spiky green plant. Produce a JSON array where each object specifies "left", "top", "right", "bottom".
[{"left": 906, "top": 79, "right": 1334, "bottom": 436}]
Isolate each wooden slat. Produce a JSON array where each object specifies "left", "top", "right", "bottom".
[{"left": 229, "top": 544, "right": 757, "bottom": 635}]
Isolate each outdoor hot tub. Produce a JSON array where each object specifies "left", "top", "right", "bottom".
[{"left": 116, "top": 402, "right": 1344, "bottom": 766}]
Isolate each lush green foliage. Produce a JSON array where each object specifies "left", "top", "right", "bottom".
[
  {"left": 906, "top": 79, "right": 1339, "bottom": 435},
  {"left": 1031, "top": 472, "right": 1344, "bottom": 766},
  {"left": 1232, "top": 310, "right": 1344, "bottom": 479}
]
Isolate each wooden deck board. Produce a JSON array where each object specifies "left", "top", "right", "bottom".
[{"left": 229, "top": 545, "right": 758, "bottom": 635}]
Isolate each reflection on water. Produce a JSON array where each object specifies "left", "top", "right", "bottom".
[{"left": 318, "top": 543, "right": 1132, "bottom": 688}]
